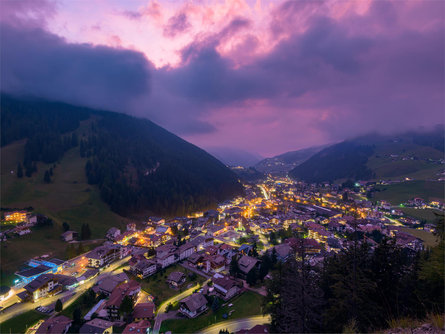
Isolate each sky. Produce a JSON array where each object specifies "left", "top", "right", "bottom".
[{"left": 1, "top": 0, "right": 444, "bottom": 158}]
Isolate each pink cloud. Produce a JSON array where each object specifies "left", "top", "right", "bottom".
[{"left": 1, "top": 0, "right": 443, "bottom": 157}]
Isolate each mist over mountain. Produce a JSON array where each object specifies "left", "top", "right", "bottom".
[
  {"left": 205, "top": 147, "right": 263, "bottom": 167},
  {"left": 255, "top": 145, "right": 327, "bottom": 175}
]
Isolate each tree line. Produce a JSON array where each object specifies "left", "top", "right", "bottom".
[
  {"left": 264, "top": 218, "right": 444, "bottom": 333},
  {"left": 2, "top": 95, "right": 243, "bottom": 217},
  {"left": 81, "top": 113, "right": 242, "bottom": 216}
]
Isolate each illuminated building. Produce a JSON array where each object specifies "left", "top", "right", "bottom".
[{"left": 4, "top": 210, "right": 27, "bottom": 223}]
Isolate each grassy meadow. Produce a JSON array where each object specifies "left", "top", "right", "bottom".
[
  {"left": 1, "top": 122, "right": 129, "bottom": 285},
  {"left": 160, "top": 291, "right": 264, "bottom": 333},
  {"left": 373, "top": 181, "right": 444, "bottom": 205}
]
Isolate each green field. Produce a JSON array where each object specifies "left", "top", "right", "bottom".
[
  {"left": 160, "top": 291, "right": 264, "bottom": 333},
  {"left": 400, "top": 208, "right": 444, "bottom": 224},
  {"left": 0, "top": 226, "right": 104, "bottom": 286},
  {"left": 1, "top": 139, "right": 129, "bottom": 236},
  {"left": 399, "top": 227, "right": 440, "bottom": 248},
  {"left": 367, "top": 142, "right": 443, "bottom": 180},
  {"left": 373, "top": 181, "right": 444, "bottom": 205},
  {"left": 0, "top": 310, "right": 47, "bottom": 334},
  {"left": 1, "top": 131, "right": 130, "bottom": 285},
  {"left": 137, "top": 264, "right": 205, "bottom": 305}
]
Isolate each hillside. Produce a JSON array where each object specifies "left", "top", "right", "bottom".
[
  {"left": 230, "top": 166, "right": 265, "bottom": 182},
  {"left": 255, "top": 145, "right": 326, "bottom": 175},
  {"left": 289, "top": 128, "right": 445, "bottom": 183},
  {"left": 1, "top": 95, "right": 243, "bottom": 219}
]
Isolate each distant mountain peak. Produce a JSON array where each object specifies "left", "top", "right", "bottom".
[{"left": 255, "top": 145, "right": 328, "bottom": 175}]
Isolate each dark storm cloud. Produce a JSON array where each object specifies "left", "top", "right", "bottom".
[
  {"left": 0, "top": 24, "right": 152, "bottom": 113},
  {"left": 0, "top": 0, "right": 443, "bottom": 150},
  {"left": 158, "top": 16, "right": 374, "bottom": 102},
  {"left": 156, "top": 3, "right": 443, "bottom": 142}
]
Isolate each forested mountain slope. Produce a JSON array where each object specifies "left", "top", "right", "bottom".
[
  {"left": 1, "top": 95, "right": 243, "bottom": 217},
  {"left": 289, "top": 129, "right": 444, "bottom": 183}
]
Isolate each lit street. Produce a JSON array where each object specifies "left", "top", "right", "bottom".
[
  {"left": 198, "top": 315, "right": 271, "bottom": 334},
  {"left": 153, "top": 280, "right": 209, "bottom": 334},
  {"left": 0, "top": 256, "right": 129, "bottom": 324}
]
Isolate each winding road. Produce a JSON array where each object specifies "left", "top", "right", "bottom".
[{"left": 153, "top": 280, "right": 209, "bottom": 334}]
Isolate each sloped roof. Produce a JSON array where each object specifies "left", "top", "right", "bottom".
[
  {"left": 238, "top": 255, "right": 258, "bottom": 274},
  {"left": 180, "top": 293, "right": 207, "bottom": 312}
]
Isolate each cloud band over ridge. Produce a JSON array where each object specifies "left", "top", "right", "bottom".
[{"left": 1, "top": 0, "right": 443, "bottom": 156}]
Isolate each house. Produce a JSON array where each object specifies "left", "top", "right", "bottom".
[
  {"left": 122, "top": 320, "right": 151, "bottom": 334},
  {"left": 212, "top": 275, "right": 241, "bottom": 300},
  {"left": 16, "top": 264, "right": 53, "bottom": 285},
  {"left": 133, "top": 302, "right": 155, "bottom": 321},
  {"left": 327, "top": 220, "right": 345, "bottom": 232},
  {"left": 218, "top": 243, "right": 234, "bottom": 256},
  {"left": 127, "top": 223, "right": 136, "bottom": 232},
  {"left": 23, "top": 274, "right": 61, "bottom": 302},
  {"left": 179, "top": 293, "right": 208, "bottom": 318},
  {"left": 36, "top": 315, "right": 72, "bottom": 334},
  {"left": 86, "top": 245, "right": 121, "bottom": 268},
  {"left": 106, "top": 227, "right": 121, "bottom": 241},
  {"left": 237, "top": 256, "right": 259, "bottom": 278},
  {"left": 238, "top": 244, "right": 253, "bottom": 256},
  {"left": 187, "top": 252, "right": 204, "bottom": 267},
  {"left": 285, "top": 238, "right": 322, "bottom": 254},
  {"left": 14, "top": 226, "right": 31, "bottom": 236},
  {"left": 106, "top": 280, "right": 141, "bottom": 319},
  {"left": 178, "top": 242, "right": 196, "bottom": 261},
  {"left": 131, "top": 258, "right": 157, "bottom": 279},
  {"left": 272, "top": 243, "right": 292, "bottom": 262},
  {"left": 61, "top": 231, "right": 78, "bottom": 242},
  {"left": 4, "top": 210, "right": 27, "bottom": 222},
  {"left": 156, "top": 244, "right": 178, "bottom": 268},
  {"left": 190, "top": 235, "right": 214, "bottom": 250},
  {"left": 79, "top": 319, "right": 113, "bottom": 334},
  {"left": 96, "top": 273, "right": 128, "bottom": 296},
  {"left": 29, "top": 258, "right": 64, "bottom": 272},
  {"left": 205, "top": 254, "right": 226, "bottom": 273},
  {"left": 207, "top": 225, "right": 225, "bottom": 237},
  {"left": 307, "top": 226, "right": 331, "bottom": 243},
  {"left": 148, "top": 217, "right": 165, "bottom": 225},
  {"left": 157, "top": 252, "right": 177, "bottom": 268},
  {"left": 147, "top": 234, "right": 162, "bottom": 247},
  {"left": 395, "top": 232, "right": 424, "bottom": 251},
  {"left": 167, "top": 271, "right": 186, "bottom": 287},
  {"left": 326, "top": 237, "right": 342, "bottom": 253},
  {"left": 28, "top": 214, "right": 38, "bottom": 225},
  {"left": 52, "top": 274, "right": 78, "bottom": 290}
]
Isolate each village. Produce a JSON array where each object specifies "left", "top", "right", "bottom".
[{"left": 0, "top": 176, "right": 443, "bottom": 334}]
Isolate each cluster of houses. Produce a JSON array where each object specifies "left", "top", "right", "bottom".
[
  {"left": 0, "top": 210, "right": 38, "bottom": 240},
  {"left": 127, "top": 233, "right": 260, "bottom": 284},
  {"left": 34, "top": 271, "right": 155, "bottom": 334},
  {"left": 6, "top": 176, "right": 442, "bottom": 334},
  {"left": 18, "top": 273, "right": 78, "bottom": 302}
]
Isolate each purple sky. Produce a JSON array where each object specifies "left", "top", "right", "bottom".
[{"left": 1, "top": 0, "right": 443, "bottom": 157}]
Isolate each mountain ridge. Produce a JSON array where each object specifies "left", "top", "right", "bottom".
[
  {"left": 255, "top": 145, "right": 327, "bottom": 174},
  {"left": 1, "top": 95, "right": 243, "bottom": 218},
  {"left": 289, "top": 128, "right": 445, "bottom": 183}
]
